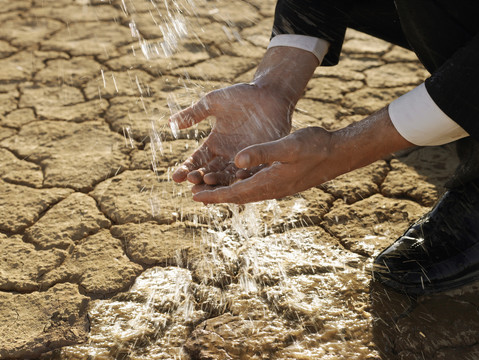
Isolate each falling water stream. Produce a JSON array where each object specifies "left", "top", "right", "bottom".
[
  {"left": 56, "top": 200, "right": 375, "bottom": 359},
  {"left": 42, "top": 0, "right": 379, "bottom": 358}
]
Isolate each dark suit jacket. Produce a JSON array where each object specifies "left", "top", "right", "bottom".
[{"left": 272, "top": 0, "right": 479, "bottom": 140}]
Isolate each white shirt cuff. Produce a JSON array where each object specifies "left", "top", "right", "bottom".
[
  {"left": 388, "top": 83, "right": 469, "bottom": 146},
  {"left": 268, "top": 34, "right": 329, "bottom": 65}
]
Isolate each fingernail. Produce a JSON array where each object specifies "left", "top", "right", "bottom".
[{"left": 237, "top": 153, "right": 250, "bottom": 168}]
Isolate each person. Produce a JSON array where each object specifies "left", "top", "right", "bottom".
[{"left": 170, "top": 0, "right": 479, "bottom": 296}]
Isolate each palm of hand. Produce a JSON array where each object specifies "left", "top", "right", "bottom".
[{"left": 171, "top": 83, "right": 292, "bottom": 185}]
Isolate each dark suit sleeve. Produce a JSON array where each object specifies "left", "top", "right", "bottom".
[
  {"left": 272, "top": 0, "right": 352, "bottom": 66},
  {"left": 425, "top": 32, "right": 479, "bottom": 140}
]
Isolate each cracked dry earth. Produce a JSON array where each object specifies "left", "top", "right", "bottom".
[{"left": 1, "top": 0, "right": 479, "bottom": 359}]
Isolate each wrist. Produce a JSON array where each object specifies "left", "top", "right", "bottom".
[
  {"left": 252, "top": 46, "right": 318, "bottom": 105},
  {"left": 330, "top": 107, "right": 414, "bottom": 174},
  {"left": 268, "top": 35, "right": 329, "bottom": 64}
]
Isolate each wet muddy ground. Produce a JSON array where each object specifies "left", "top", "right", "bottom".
[{"left": 1, "top": 0, "right": 479, "bottom": 359}]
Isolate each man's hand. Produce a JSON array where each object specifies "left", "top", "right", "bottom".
[
  {"left": 191, "top": 126, "right": 334, "bottom": 203},
  {"left": 192, "top": 107, "right": 415, "bottom": 204},
  {"left": 170, "top": 83, "right": 293, "bottom": 186},
  {"left": 171, "top": 46, "right": 320, "bottom": 186}
]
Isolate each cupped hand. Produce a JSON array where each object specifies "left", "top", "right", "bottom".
[
  {"left": 171, "top": 82, "right": 293, "bottom": 186},
  {"left": 191, "top": 106, "right": 415, "bottom": 204},
  {"left": 191, "top": 127, "right": 337, "bottom": 204}
]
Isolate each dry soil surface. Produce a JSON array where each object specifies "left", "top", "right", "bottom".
[{"left": 1, "top": 0, "right": 479, "bottom": 359}]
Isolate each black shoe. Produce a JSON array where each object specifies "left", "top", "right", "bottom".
[{"left": 373, "top": 180, "right": 479, "bottom": 295}]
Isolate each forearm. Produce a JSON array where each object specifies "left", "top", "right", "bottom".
[
  {"left": 252, "top": 46, "right": 320, "bottom": 105},
  {"left": 329, "top": 107, "right": 414, "bottom": 177}
]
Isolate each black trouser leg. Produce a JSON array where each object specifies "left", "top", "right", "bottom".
[
  {"left": 445, "top": 138, "right": 479, "bottom": 188},
  {"left": 394, "top": 0, "right": 479, "bottom": 73}
]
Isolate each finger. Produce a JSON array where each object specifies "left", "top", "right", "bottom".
[
  {"left": 172, "top": 158, "right": 203, "bottom": 183},
  {"left": 172, "top": 164, "right": 192, "bottom": 183},
  {"left": 169, "top": 97, "right": 211, "bottom": 130},
  {"left": 235, "top": 136, "right": 297, "bottom": 168},
  {"left": 191, "top": 183, "right": 216, "bottom": 195},
  {"left": 193, "top": 185, "right": 245, "bottom": 204},
  {"left": 186, "top": 170, "right": 204, "bottom": 185},
  {"left": 204, "top": 162, "right": 238, "bottom": 186},
  {"left": 187, "top": 157, "right": 230, "bottom": 185},
  {"left": 236, "top": 164, "right": 267, "bottom": 180},
  {"left": 203, "top": 171, "right": 235, "bottom": 186},
  {"left": 172, "top": 146, "right": 212, "bottom": 183},
  {"left": 193, "top": 165, "right": 287, "bottom": 204}
]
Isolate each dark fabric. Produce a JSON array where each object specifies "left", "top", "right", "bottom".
[
  {"left": 272, "top": 0, "right": 409, "bottom": 66},
  {"left": 272, "top": 0, "right": 479, "bottom": 140},
  {"left": 272, "top": 0, "right": 350, "bottom": 66},
  {"left": 394, "top": 0, "right": 479, "bottom": 139},
  {"left": 395, "top": 1, "right": 479, "bottom": 72},
  {"left": 425, "top": 33, "right": 479, "bottom": 141},
  {"left": 446, "top": 137, "right": 479, "bottom": 188}
]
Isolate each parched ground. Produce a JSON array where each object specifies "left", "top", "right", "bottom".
[{"left": 1, "top": 0, "right": 479, "bottom": 359}]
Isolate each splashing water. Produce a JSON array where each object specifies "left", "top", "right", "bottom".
[
  {"left": 57, "top": 192, "right": 376, "bottom": 358},
  {"left": 50, "top": 0, "right": 381, "bottom": 358},
  {"left": 129, "top": 0, "right": 190, "bottom": 59}
]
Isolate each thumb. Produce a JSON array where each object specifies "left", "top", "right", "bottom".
[
  {"left": 235, "top": 136, "right": 296, "bottom": 168},
  {"left": 169, "top": 98, "right": 210, "bottom": 130}
]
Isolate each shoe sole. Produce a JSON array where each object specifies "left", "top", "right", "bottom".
[{"left": 372, "top": 267, "right": 479, "bottom": 296}]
